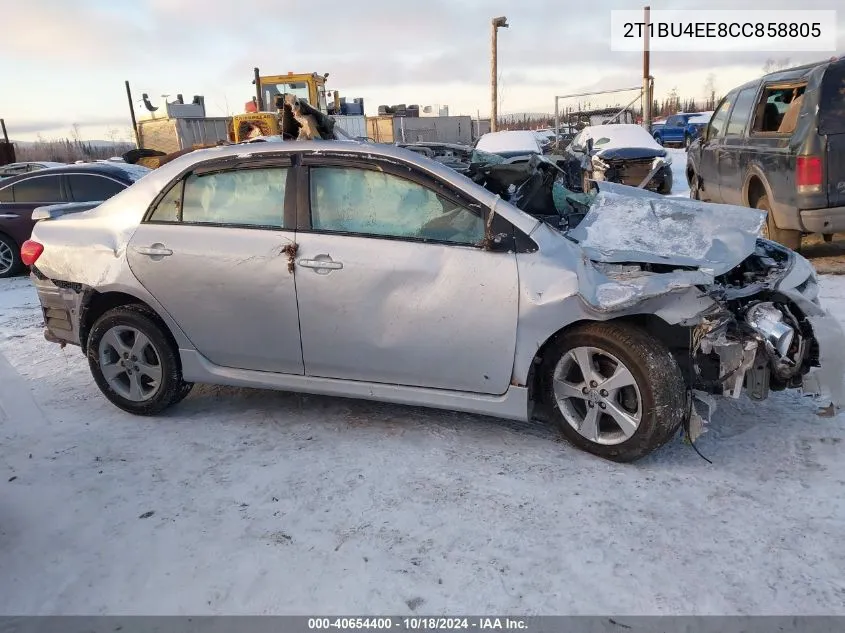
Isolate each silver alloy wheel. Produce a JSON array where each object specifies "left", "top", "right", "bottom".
[
  {"left": 98, "top": 325, "right": 163, "bottom": 402},
  {"left": 0, "top": 240, "right": 13, "bottom": 276},
  {"left": 552, "top": 346, "right": 643, "bottom": 445}
]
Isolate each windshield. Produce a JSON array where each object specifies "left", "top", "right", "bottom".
[{"left": 263, "top": 81, "right": 310, "bottom": 108}]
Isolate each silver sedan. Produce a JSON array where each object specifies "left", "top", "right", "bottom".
[{"left": 23, "top": 141, "right": 844, "bottom": 462}]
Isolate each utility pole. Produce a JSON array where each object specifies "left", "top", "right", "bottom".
[
  {"left": 642, "top": 5, "right": 652, "bottom": 130},
  {"left": 491, "top": 16, "right": 509, "bottom": 133},
  {"left": 125, "top": 81, "right": 141, "bottom": 148}
]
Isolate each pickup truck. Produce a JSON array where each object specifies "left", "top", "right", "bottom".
[
  {"left": 652, "top": 112, "right": 711, "bottom": 148},
  {"left": 686, "top": 56, "right": 845, "bottom": 250}
]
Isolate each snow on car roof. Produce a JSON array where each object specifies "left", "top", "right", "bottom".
[
  {"left": 579, "top": 123, "right": 662, "bottom": 151},
  {"left": 688, "top": 112, "right": 714, "bottom": 125},
  {"left": 476, "top": 131, "right": 542, "bottom": 154}
]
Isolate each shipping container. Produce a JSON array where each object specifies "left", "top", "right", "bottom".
[
  {"left": 137, "top": 117, "right": 231, "bottom": 154},
  {"left": 331, "top": 115, "right": 367, "bottom": 139}
]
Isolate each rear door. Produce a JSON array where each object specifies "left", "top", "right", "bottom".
[
  {"left": 293, "top": 156, "right": 519, "bottom": 395},
  {"left": 127, "top": 158, "right": 304, "bottom": 374},
  {"left": 696, "top": 92, "right": 735, "bottom": 202},
  {"left": 820, "top": 59, "right": 845, "bottom": 207}
]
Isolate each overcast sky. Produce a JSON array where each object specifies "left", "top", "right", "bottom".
[{"left": 1, "top": 0, "right": 843, "bottom": 141}]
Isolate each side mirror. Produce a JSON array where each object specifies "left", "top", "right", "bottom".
[{"left": 586, "top": 138, "right": 594, "bottom": 153}]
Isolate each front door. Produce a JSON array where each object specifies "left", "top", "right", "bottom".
[
  {"left": 697, "top": 92, "right": 735, "bottom": 202},
  {"left": 127, "top": 161, "right": 304, "bottom": 374},
  {"left": 293, "top": 160, "right": 519, "bottom": 395}
]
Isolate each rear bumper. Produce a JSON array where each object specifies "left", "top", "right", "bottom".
[
  {"left": 31, "top": 271, "right": 83, "bottom": 347},
  {"left": 800, "top": 206, "right": 845, "bottom": 233}
]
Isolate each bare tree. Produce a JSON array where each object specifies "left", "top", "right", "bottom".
[
  {"left": 70, "top": 123, "right": 81, "bottom": 143},
  {"left": 704, "top": 73, "right": 717, "bottom": 110},
  {"left": 762, "top": 57, "right": 791, "bottom": 74}
]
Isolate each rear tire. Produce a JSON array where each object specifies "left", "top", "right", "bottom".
[
  {"left": 0, "top": 233, "right": 22, "bottom": 279},
  {"left": 539, "top": 322, "right": 687, "bottom": 462},
  {"left": 756, "top": 194, "right": 802, "bottom": 251},
  {"left": 87, "top": 305, "right": 193, "bottom": 415}
]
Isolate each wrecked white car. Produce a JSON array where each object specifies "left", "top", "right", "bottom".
[
  {"left": 562, "top": 123, "right": 674, "bottom": 194},
  {"left": 22, "top": 141, "right": 844, "bottom": 462}
]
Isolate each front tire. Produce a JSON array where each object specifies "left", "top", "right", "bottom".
[
  {"left": 756, "top": 194, "right": 802, "bottom": 251},
  {"left": 87, "top": 305, "right": 193, "bottom": 415},
  {"left": 540, "top": 322, "right": 687, "bottom": 462},
  {"left": 0, "top": 233, "right": 22, "bottom": 279}
]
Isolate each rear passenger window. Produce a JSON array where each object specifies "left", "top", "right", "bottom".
[
  {"left": 148, "top": 182, "right": 183, "bottom": 222},
  {"left": 751, "top": 85, "right": 806, "bottom": 134},
  {"left": 0, "top": 186, "right": 11, "bottom": 203},
  {"left": 181, "top": 167, "right": 287, "bottom": 227},
  {"left": 9, "top": 176, "right": 63, "bottom": 203},
  {"left": 67, "top": 174, "right": 125, "bottom": 202},
  {"left": 725, "top": 88, "right": 757, "bottom": 136}
]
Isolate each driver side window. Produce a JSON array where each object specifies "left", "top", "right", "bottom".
[
  {"left": 707, "top": 94, "right": 734, "bottom": 140},
  {"left": 309, "top": 166, "right": 485, "bottom": 245}
]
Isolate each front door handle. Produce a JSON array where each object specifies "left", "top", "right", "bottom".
[
  {"left": 298, "top": 255, "right": 343, "bottom": 273},
  {"left": 135, "top": 244, "right": 173, "bottom": 258}
]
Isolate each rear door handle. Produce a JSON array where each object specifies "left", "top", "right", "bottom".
[
  {"left": 298, "top": 257, "right": 343, "bottom": 272},
  {"left": 135, "top": 244, "right": 173, "bottom": 257}
]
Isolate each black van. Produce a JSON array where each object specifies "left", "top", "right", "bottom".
[{"left": 686, "top": 56, "right": 845, "bottom": 250}]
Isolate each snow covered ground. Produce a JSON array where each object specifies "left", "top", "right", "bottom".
[
  {"left": 667, "top": 148, "right": 690, "bottom": 198},
  {"left": 1, "top": 272, "right": 845, "bottom": 616}
]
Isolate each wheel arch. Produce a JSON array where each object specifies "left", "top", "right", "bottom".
[
  {"left": 79, "top": 288, "right": 187, "bottom": 356},
  {"left": 526, "top": 313, "right": 693, "bottom": 416},
  {"left": 743, "top": 167, "right": 773, "bottom": 208}
]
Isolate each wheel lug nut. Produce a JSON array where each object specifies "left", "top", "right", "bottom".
[
  {"left": 590, "top": 381, "right": 598, "bottom": 388},
  {"left": 588, "top": 402, "right": 595, "bottom": 408},
  {"left": 600, "top": 389, "right": 608, "bottom": 397},
  {"left": 582, "top": 386, "right": 589, "bottom": 394},
  {"left": 599, "top": 402, "right": 607, "bottom": 410}
]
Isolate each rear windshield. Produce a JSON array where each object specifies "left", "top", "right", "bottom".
[{"left": 819, "top": 59, "right": 845, "bottom": 135}]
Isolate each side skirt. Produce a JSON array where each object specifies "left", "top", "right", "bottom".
[{"left": 179, "top": 350, "right": 530, "bottom": 421}]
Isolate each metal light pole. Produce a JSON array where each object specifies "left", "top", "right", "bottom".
[
  {"left": 642, "top": 5, "right": 652, "bottom": 130},
  {"left": 491, "top": 16, "right": 508, "bottom": 132}
]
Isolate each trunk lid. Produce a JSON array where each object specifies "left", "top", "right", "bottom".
[{"left": 32, "top": 201, "right": 103, "bottom": 221}]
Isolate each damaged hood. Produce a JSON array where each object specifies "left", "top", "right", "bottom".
[{"left": 567, "top": 182, "right": 766, "bottom": 276}]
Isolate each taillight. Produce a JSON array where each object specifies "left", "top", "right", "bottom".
[
  {"left": 20, "top": 240, "right": 44, "bottom": 266},
  {"left": 796, "top": 156, "right": 823, "bottom": 193}
]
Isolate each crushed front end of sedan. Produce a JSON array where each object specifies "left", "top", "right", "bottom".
[
  {"left": 547, "top": 181, "right": 844, "bottom": 440},
  {"left": 462, "top": 151, "right": 843, "bottom": 441}
]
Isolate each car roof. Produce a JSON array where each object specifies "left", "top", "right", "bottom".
[
  {"left": 732, "top": 57, "right": 840, "bottom": 92},
  {"left": 475, "top": 130, "right": 542, "bottom": 153},
  {"left": 0, "top": 162, "right": 143, "bottom": 187}
]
